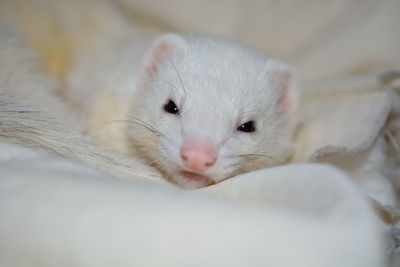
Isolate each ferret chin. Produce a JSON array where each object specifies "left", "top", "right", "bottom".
[{"left": 69, "top": 33, "right": 299, "bottom": 189}]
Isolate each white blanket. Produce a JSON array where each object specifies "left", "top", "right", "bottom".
[{"left": 0, "top": 141, "right": 385, "bottom": 266}]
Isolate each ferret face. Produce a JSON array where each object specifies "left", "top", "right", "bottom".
[{"left": 129, "top": 34, "right": 297, "bottom": 189}]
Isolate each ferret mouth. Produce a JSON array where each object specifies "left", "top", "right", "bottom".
[{"left": 180, "top": 170, "right": 211, "bottom": 184}]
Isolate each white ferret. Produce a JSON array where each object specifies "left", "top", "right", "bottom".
[{"left": 64, "top": 33, "right": 299, "bottom": 189}]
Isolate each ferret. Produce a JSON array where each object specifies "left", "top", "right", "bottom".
[
  {"left": 0, "top": 15, "right": 298, "bottom": 189},
  {"left": 65, "top": 34, "right": 299, "bottom": 189}
]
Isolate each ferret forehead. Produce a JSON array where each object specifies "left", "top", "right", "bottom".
[
  {"left": 180, "top": 74, "right": 269, "bottom": 123},
  {"left": 170, "top": 38, "right": 267, "bottom": 94},
  {"left": 184, "top": 35, "right": 265, "bottom": 68},
  {"left": 177, "top": 56, "right": 268, "bottom": 101}
]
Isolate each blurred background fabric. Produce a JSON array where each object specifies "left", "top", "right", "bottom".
[
  {"left": 1, "top": 0, "right": 399, "bottom": 84},
  {"left": 116, "top": 0, "right": 400, "bottom": 83}
]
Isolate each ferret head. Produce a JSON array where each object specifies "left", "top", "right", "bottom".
[{"left": 129, "top": 34, "right": 298, "bottom": 189}]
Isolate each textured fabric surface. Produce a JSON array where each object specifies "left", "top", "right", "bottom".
[{"left": 0, "top": 141, "right": 385, "bottom": 266}]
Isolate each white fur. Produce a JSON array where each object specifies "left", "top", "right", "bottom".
[
  {"left": 0, "top": 22, "right": 163, "bottom": 183},
  {"left": 0, "top": 96, "right": 165, "bottom": 183},
  {"left": 0, "top": 18, "right": 298, "bottom": 189},
  {"left": 66, "top": 33, "right": 298, "bottom": 188}
]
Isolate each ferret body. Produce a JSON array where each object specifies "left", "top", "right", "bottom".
[{"left": 65, "top": 34, "right": 299, "bottom": 188}]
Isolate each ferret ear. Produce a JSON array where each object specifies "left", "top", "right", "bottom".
[
  {"left": 265, "top": 59, "right": 298, "bottom": 113},
  {"left": 143, "top": 34, "right": 187, "bottom": 78}
]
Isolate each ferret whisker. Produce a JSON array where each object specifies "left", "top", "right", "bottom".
[
  {"left": 130, "top": 117, "right": 162, "bottom": 135},
  {"left": 165, "top": 56, "right": 186, "bottom": 94},
  {"left": 235, "top": 153, "right": 282, "bottom": 164},
  {"left": 134, "top": 138, "right": 157, "bottom": 147},
  {"left": 141, "top": 156, "right": 160, "bottom": 166},
  {"left": 105, "top": 118, "right": 164, "bottom": 137},
  {"left": 224, "top": 162, "right": 241, "bottom": 170},
  {"left": 152, "top": 79, "right": 180, "bottom": 93}
]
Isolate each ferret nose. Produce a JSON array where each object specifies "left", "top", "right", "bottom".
[{"left": 180, "top": 139, "right": 217, "bottom": 172}]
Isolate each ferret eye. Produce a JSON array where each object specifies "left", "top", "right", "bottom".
[
  {"left": 237, "top": 121, "right": 256, "bottom": 133},
  {"left": 164, "top": 99, "right": 179, "bottom": 115}
]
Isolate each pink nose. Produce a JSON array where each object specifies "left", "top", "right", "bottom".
[{"left": 180, "top": 139, "right": 217, "bottom": 172}]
